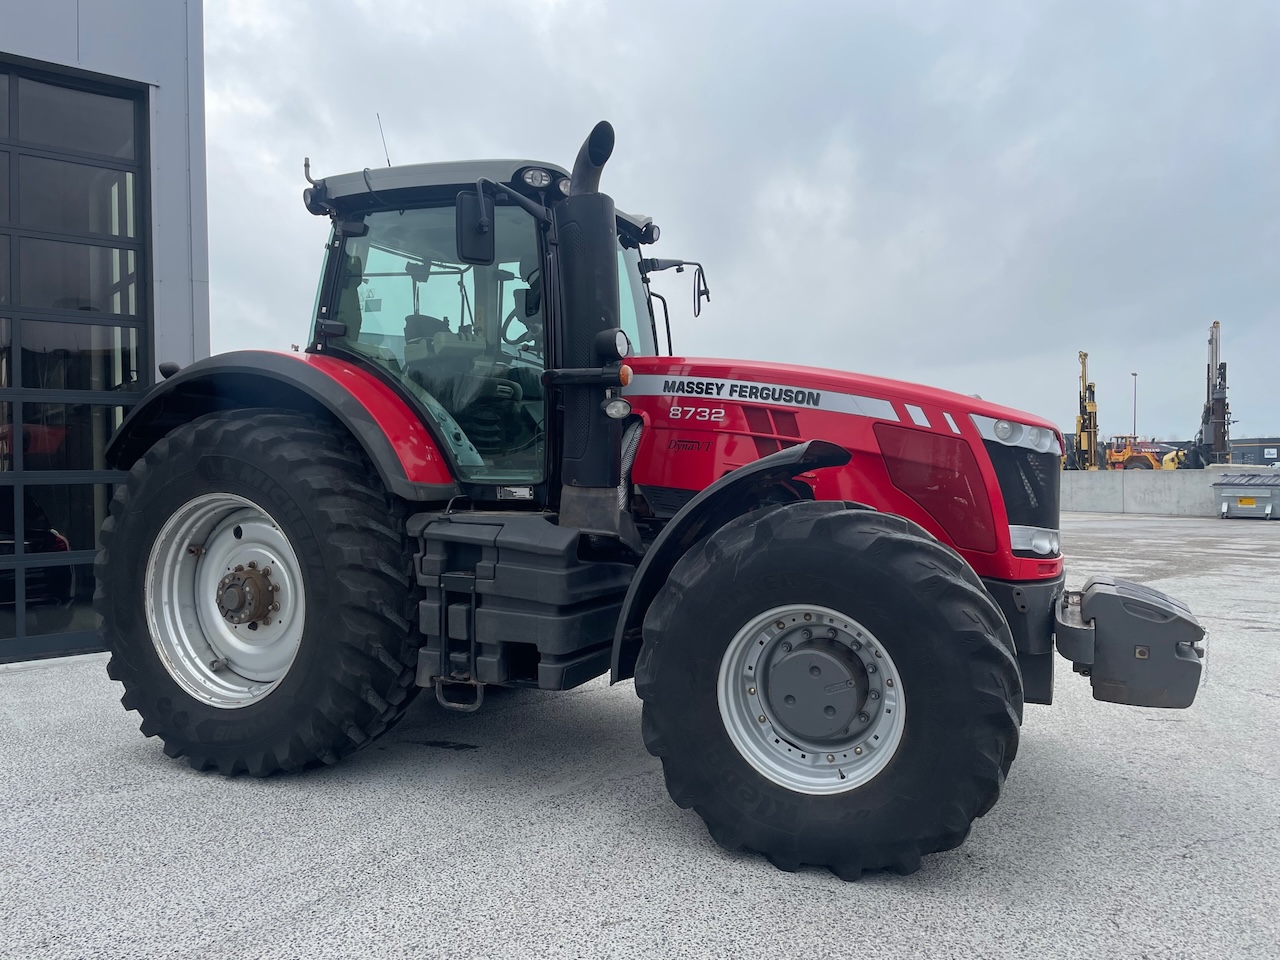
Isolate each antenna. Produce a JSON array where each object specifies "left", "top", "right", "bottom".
[{"left": 376, "top": 113, "right": 391, "bottom": 167}]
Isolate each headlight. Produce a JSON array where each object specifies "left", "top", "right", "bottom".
[
  {"left": 1009, "top": 525, "right": 1061, "bottom": 556},
  {"left": 971, "top": 414, "right": 1061, "bottom": 456},
  {"left": 603, "top": 398, "right": 632, "bottom": 419}
]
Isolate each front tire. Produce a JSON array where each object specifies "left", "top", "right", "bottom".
[
  {"left": 96, "top": 410, "right": 421, "bottom": 776},
  {"left": 636, "top": 501, "right": 1022, "bottom": 878}
]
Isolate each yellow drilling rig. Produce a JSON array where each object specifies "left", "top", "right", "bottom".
[{"left": 1065, "top": 351, "right": 1100, "bottom": 470}]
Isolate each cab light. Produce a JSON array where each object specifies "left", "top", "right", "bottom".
[{"left": 522, "top": 168, "right": 553, "bottom": 188}]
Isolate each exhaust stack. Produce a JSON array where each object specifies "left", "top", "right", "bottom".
[
  {"left": 569, "top": 121, "right": 615, "bottom": 196},
  {"left": 553, "top": 122, "right": 640, "bottom": 551}
]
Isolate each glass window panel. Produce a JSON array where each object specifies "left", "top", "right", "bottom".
[
  {"left": 22, "top": 320, "right": 140, "bottom": 392},
  {"left": 0, "top": 600, "right": 14, "bottom": 641},
  {"left": 18, "top": 238, "right": 137, "bottom": 315},
  {"left": 25, "top": 564, "right": 97, "bottom": 637},
  {"left": 333, "top": 204, "right": 547, "bottom": 483},
  {"left": 24, "top": 483, "right": 113, "bottom": 552},
  {"left": 0, "top": 235, "right": 9, "bottom": 306},
  {"left": 0, "top": 401, "right": 10, "bottom": 473},
  {"left": 0, "top": 317, "right": 9, "bottom": 389},
  {"left": 17, "top": 79, "right": 135, "bottom": 159},
  {"left": 19, "top": 156, "right": 136, "bottom": 238},
  {"left": 0, "top": 152, "right": 9, "bottom": 222},
  {"left": 0, "top": 484, "right": 11, "bottom": 553},
  {"left": 21, "top": 403, "right": 124, "bottom": 471}
]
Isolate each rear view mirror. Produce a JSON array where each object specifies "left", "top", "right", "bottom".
[{"left": 456, "top": 191, "right": 496, "bottom": 265}]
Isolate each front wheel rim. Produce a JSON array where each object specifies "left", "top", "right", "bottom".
[
  {"left": 718, "top": 604, "right": 906, "bottom": 795},
  {"left": 144, "top": 493, "right": 307, "bottom": 710}
]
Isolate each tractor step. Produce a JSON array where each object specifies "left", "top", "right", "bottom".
[
  {"left": 409, "top": 512, "right": 633, "bottom": 690},
  {"left": 434, "top": 678, "right": 485, "bottom": 713}
]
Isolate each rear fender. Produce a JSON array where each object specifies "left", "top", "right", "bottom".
[
  {"left": 610, "top": 439, "right": 851, "bottom": 682},
  {"left": 106, "top": 351, "right": 458, "bottom": 501}
]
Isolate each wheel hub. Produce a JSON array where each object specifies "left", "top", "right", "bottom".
[
  {"left": 768, "top": 640, "right": 868, "bottom": 740},
  {"left": 144, "top": 494, "right": 306, "bottom": 709},
  {"left": 717, "top": 604, "right": 907, "bottom": 795},
  {"left": 215, "top": 564, "right": 275, "bottom": 625}
]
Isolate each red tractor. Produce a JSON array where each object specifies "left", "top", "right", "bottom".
[{"left": 97, "top": 122, "right": 1204, "bottom": 878}]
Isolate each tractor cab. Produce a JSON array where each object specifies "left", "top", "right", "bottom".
[{"left": 300, "top": 145, "right": 662, "bottom": 519}]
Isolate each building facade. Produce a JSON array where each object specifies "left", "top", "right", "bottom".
[
  {"left": 1, "top": 0, "right": 209, "bottom": 662},
  {"left": 1230, "top": 438, "right": 1280, "bottom": 467}
]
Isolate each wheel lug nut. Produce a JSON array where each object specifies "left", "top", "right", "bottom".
[
  {"left": 859, "top": 712, "right": 870, "bottom": 723},
  {"left": 851, "top": 640, "right": 861, "bottom": 651},
  {"left": 802, "top": 629, "right": 812, "bottom": 640},
  {"left": 827, "top": 628, "right": 838, "bottom": 639},
  {"left": 269, "top": 602, "right": 280, "bottom": 612},
  {"left": 866, "top": 663, "right": 877, "bottom": 674},
  {"left": 780, "top": 642, "right": 792, "bottom": 653},
  {"left": 248, "top": 561, "right": 257, "bottom": 568},
  {"left": 869, "top": 690, "right": 880, "bottom": 700},
  {"left": 234, "top": 564, "right": 244, "bottom": 572},
  {"left": 271, "top": 583, "right": 281, "bottom": 593}
]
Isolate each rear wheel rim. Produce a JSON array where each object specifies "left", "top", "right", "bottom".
[
  {"left": 717, "top": 603, "right": 906, "bottom": 795},
  {"left": 144, "top": 493, "right": 306, "bottom": 710}
]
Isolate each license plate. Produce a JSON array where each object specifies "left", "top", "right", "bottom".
[{"left": 1238, "top": 497, "right": 1256, "bottom": 506}]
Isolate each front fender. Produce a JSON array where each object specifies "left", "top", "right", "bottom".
[
  {"left": 107, "top": 350, "right": 458, "bottom": 501},
  {"left": 609, "top": 439, "right": 851, "bottom": 682}
]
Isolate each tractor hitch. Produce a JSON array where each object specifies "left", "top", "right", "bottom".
[{"left": 1054, "top": 576, "right": 1205, "bottom": 708}]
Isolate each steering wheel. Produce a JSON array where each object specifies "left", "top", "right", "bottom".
[{"left": 501, "top": 310, "right": 535, "bottom": 346}]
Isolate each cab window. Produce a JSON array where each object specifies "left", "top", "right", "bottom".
[
  {"left": 617, "top": 244, "right": 658, "bottom": 356},
  {"left": 331, "top": 203, "right": 546, "bottom": 484}
]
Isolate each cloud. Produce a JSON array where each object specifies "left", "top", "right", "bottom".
[{"left": 203, "top": 0, "right": 1280, "bottom": 437}]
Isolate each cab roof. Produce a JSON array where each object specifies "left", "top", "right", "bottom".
[
  {"left": 320, "top": 158, "right": 653, "bottom": 233},
  {"left": 323, "top": 159, "right": 571, "bottom": 202}
]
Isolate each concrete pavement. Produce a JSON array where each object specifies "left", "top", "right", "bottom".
[{"left": 1, "top": 513, "right": 1277, "bottom": 959}]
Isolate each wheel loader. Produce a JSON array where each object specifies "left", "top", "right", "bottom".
[{"left": 97, "top": 122, "right": 1205, "bottom": 879}]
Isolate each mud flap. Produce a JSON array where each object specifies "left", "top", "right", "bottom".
[{"left": 1055, "top": 576, "right": 1205, "bottom": 709}]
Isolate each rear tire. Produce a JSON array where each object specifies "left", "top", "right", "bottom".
[
  {"left": 96, "top": 410, "right": 421, "bottom": 776},
  {"left": 635, "top": 501, "right": 1022, "bottom": 878}
]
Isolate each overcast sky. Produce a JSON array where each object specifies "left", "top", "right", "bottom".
[{"left": 204, "top": 0, "right": 1279, "bottom": 440}]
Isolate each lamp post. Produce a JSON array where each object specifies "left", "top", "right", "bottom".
[{"left": 1131, "top": 372, "right": 1138, "bottom": 438}]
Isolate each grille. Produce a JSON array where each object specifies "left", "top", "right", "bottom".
[
  {"left": 638, "top": 485, "right": 698, "bottom": 518},
  {"left": 983, "top": 441, "right": 1061, "bottom": 539}
]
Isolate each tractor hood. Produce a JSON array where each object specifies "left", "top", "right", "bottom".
[
  {"left": 622, "top": 353, "right": 1066, "bottom": 585},
  {"left": 624, "top": 356, "right": 1062, "bottom": 438}
]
